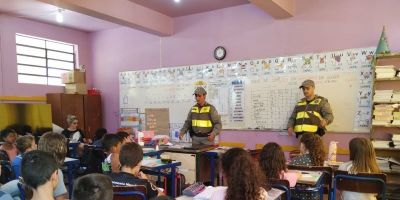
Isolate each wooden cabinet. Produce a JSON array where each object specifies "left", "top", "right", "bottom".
[{"left": 46, "top": 93, "right": 102, "bottom": 139}]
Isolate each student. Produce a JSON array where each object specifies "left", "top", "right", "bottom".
[
  {"left": 102, "top": 134, "right": 122, "bottom": 173},
  {"left": 72, "top": 173, "right": 113, "bottom": 200},
  {"left": 92, "top": 128, "right": 107, "bottom": 147},
  {"left": 116, "top": 131, "right": 133, "bottom": 144},
  {"left": 62, "top": 115, "right": 91, "bottom": 144},
  {"left": 211, "top": 148, "right": 279, "bottom": 200},
  {"left": 259, "top": 142, "right": 297, "bottom": 187},
  {"left": 21, "top": 150, "right": 59, "bottom": 200},
  {"left": 12, "top": 135, "right": 37, "bottom": 178},
  {"left": 38, "top": 132, "right": 68, "bottom": 200},
  {"left": 290, "top": 133, "right": 325, "bottom": 166},
  {"left": 0, "top": 128, "right": 18, "bottom": 162},
  {"left": 108, "top": 143, "right": 163, "bottom": 199},
  {"left": 338, "top": 137, "right": 380, "bottom": 200}
]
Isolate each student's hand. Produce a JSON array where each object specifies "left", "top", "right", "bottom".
[
  {"left": 87, "top": 139, "right": 93, "bottom": 144},
  {"left": 288, "top": 127, "right": 294, "bottom": 136},
  {"left": 208, "top": 133, "right": 215, "bottom": 141},
  {"left": 137, "top": 171, "right": 148, "bottom": 179},
  {"left": 179, "top": 134, "right": 184, "bottom": 140}
]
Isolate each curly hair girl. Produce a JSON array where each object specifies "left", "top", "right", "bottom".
[
  {"left": 300, "top": 133, "right": 325, "bottom": 166},
  {"left": 221, "top": 148, "right": 269, "bottom": 200}
]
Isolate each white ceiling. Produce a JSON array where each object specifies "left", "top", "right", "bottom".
[{"left": 0, "top": 0, "right": 121, "bottom": 32}]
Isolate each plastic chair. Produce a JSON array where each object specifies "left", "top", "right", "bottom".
[
  {"left": 288, "top": 165, "right": 333, "bottom": 200},
  {"left": 17, "top": 181, "right": 33, "bottom": 200},
  {"left": 269, "top": 179, "right": 291, "bottom": 200},
  {"left": 113, "top": 185, "right": 148, "bottom": 200},
  {"left": 17, "top": 182, "right": 25, "bottom": 200},
  {"left": 332, "top": 170, "right": 387, "bottom": 200}
]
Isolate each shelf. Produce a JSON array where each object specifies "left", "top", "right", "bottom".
[
  {"left": 374, "top": 147, "right": 400, "bottom": 151},
  {"left": 375, "top": 77, "right": 400, "bottom": 81},
  {"left": 376, "top": 53, "right": 400, "bottom": 59},
  {"left": 372, "top": 125, "right": 400, "bottom": 128},
  {"left": 373, "top": 101, "right": 400, "bottom": 104}
]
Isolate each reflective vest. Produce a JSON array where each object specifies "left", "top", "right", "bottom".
[
  {"left": 294, "top": 98, "right": 323, "bottom": 133},
  {"left": 190, "top": 105, "right": 213, "bottom": 137}
]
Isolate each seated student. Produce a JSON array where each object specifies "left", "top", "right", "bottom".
[
  {"left": 259, "top": 142, "right": 298, "bottom": 187},
  {"left": 12, "top": 135, "right": 37, "bottom": 178},
  {"left": 92, "top": 128, "right": 107, "bottom": 148},
  {"left": 0, "top": 128, "right": 18, "bottom": 162},
  {"left": 62, "top": 115, "right": 91, "bottom": 144},
  {"left": 62, "top": 115, "right": 91, "bottom": 157},
  {"left": 289, "top": 133, "right": 325, "bottom": 200},
  {"left": 72, "top": 173, "right": 113, "bottom": 200},
  {"left": 290, "top": 133, "right": 325, "bottom": 166},
  {"left": 210, "top": 148, "right": 281, "bottom": 200},
  {"left": 116, "top": 131, "right": 133, "bottom": 145},
  {"left": 108, "top": 143, "right": 163, "bottom": 199},
  {"left": 338, "top": 137, "right": 380, "bottom": 200},
  {"left": 102, "top": 134, "right": 122, "bottom": 173},
  {"left": 38, "top": 132, "right": 68, "bottom": 200},
  {"left": 21, "top": 150, "right": 59, "bottom": 200}
]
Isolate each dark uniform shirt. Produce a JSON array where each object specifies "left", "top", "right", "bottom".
[{"left": 108, "top": 172, "right": 159, "bottom": 199}]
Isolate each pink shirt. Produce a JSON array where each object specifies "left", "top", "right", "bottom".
[{"left": 279, "top": 170, "right": 298, "bottom": 187}]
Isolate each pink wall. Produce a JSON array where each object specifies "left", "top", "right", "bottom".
[
  {"left": 0, "top": 14, "right": 92, "bottom": 96},
  {"left": 90, "top": 0, "right": 400, "bottom": 160}
]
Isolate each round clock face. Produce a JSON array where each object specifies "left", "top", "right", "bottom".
[{"left": 214, "top": 46, "right": 226, "bottom": 60}]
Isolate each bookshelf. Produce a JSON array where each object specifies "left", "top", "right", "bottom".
[{"left": 371, "top": 54, "right": 400, "bottom": 140}]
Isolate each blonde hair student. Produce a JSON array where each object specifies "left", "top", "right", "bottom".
[{"left": 338, "top": 137, "right": 380, "bottom": 200}]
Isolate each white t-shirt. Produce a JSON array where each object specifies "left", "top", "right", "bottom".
[{"left": 338, "top": 161, "right": 377, "bottom": 200}]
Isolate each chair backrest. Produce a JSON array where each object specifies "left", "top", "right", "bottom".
[
  {"left": 288, "top": 165, "right": 333, "bottom": 189},
  {"left": 17, "top": 181, "right": 33, "bottom": 200},
  {"left": 269, "top": 179, "right": 290, "bottom": 200},
  {"left": 113, "top": 186, "right": 147, "bottom": 200},
  {"left": 333, "top": 170, "right": 386, "bottom": 197}
]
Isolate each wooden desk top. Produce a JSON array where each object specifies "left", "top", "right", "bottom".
[{"left": 297, "top": 171, "right": 323, "bottom": 185}]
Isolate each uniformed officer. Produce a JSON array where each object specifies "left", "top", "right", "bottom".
[
  {"left": 287, "top": 80, "right": 334, "bottom": 138},
  {"left": 179, "top": 87, "right": 222, "bottom": 145}
]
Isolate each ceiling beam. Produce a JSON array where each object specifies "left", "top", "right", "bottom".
[
  {"left": 249, "top": 0, "right": 294, "bottom": 19},
  {"left": 37, "top": 0, "right": 174, "bottom": 36}
]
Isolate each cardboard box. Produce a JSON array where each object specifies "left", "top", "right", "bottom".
[
  {"left": 64, "top": 83, "right": 87, "bottom": 94},
  {"left": 61, "top": 70, "right": 86, "bottom": 84}
]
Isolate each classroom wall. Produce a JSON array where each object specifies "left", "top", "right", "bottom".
[
  {"left": 0, "top": 14, "right": 92, "bottom": 97},
  {"left": 91, "top": 0, "right": 400, "bottom": 160}
]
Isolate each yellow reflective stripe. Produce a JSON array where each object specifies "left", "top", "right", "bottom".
[
  {"left": 297, "top": 101, "right": 306, "bottom": 106},
  {"left": 191, "top": 107, "right": 199, "bottom": 113},
  {"left": 296, "top": 111, "right": 322, "bottom": 119},
  {"left": 294, "top": 124, "right": 318, "bottom": 132},
  {"left": 310, "top": 99, "right": 322, "bottom": 105},
  {"left": 296, "top": 111, "right": 308, "bottom": 119},
  {"left": 192, "top": 120, "right": 212, "bottom": 127},
  {"left": 200, "top": 106, "right": 210, "bottom": 113}
]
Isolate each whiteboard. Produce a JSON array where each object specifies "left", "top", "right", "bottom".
[{"left": 120, "top": 47, "right": 375, "bottom": 133}]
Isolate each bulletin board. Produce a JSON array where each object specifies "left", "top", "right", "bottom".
[{"left": 120, "top": 47, "right": 375, "bottom": 134}]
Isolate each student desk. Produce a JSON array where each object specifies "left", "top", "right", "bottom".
[
  {"left": 64, "top": 157, "right": 80, "bottom": 198},
  {"left": 140, "top": 158, "right": 181, "bottom": 197},
  {"left": 297, "top": 171, "right": 324, "bottom": 185},
  {"left": 143, "top": 147, "right": 162, "bottom": 158},
  {"left": 160, "top": 144, "right": 216, "bottom": 185}
]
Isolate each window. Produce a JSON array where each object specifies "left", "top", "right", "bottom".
[{"left": 16, "top": 34, "right": 77, "bottom": 86}]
